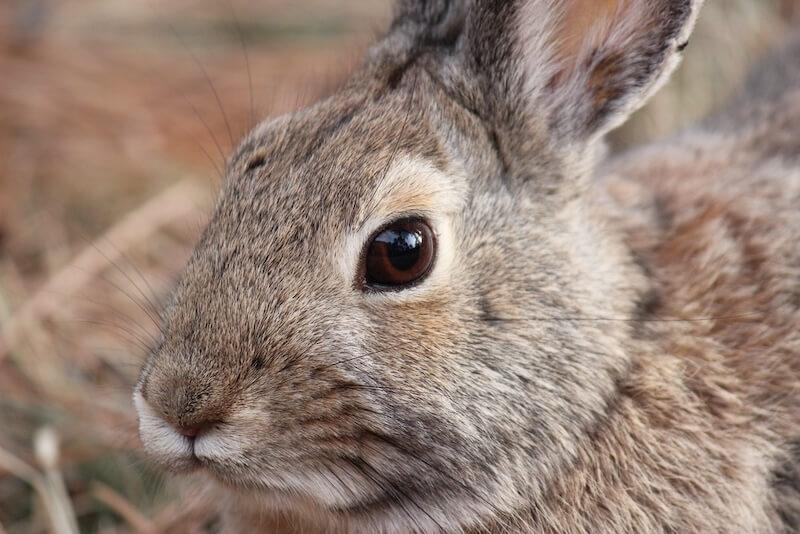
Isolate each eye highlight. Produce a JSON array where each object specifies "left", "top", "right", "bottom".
[{"left": 360, "top": 217, "right": 436, "bottom": 291}]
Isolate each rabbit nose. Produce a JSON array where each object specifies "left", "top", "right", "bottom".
[
  {"left": 140, "top": 374, "right": 228, "bottom": 439},
  {"left": 174, "top": 420, "right": 217, "bottom": 439},
  {"left": 178, "top": 424, "right": 201, "bottom": 438},
  {"left": 169, "top": 388, "right": 226, "bottom": 439}
]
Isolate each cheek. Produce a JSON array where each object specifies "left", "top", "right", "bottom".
[{"left": 365, "top": 293, "right": 471, "bottom": 386}]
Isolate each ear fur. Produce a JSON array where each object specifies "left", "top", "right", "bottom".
[
  {"left": 521, "top": 0, "right": 703, "bottom": 140},
  {"left": 389, "top": 0, "right": 704, "bottom": 143},
  {"left": 391, "top": 0, "right": 468, "bottom": 47}
]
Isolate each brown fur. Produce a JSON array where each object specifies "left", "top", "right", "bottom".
[{"left": 135, "top": 1, "right": 800, "bottom": 532}]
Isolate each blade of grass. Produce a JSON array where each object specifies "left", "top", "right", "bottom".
[
  {"left": 35, "top": 428, "right": 79, "bottom": 534},
  {"left": 0, "top": 442, "right": 73, "bottom": 534},
  {"left": 92, "top": 481, "right": 157, "bottom": 534},
  {"left": 0, "top": 180, "right": 207, "bottom": 362}
]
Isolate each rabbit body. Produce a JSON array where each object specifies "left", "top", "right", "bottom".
[{"left": 135, "top": 1, "right": 800, "bottom": 532}]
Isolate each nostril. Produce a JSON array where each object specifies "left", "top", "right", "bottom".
[
  {"left": 174, "top": 420, "right": 220, "bottom": 440},
  {"left": 138, "top": 380, "right": 227, "bottom": 441},
  {"left": 178, "top": 425, "right": 202, "bottom": 439}
]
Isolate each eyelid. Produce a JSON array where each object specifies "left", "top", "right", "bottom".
[{"left": 356, "top": 209, "right": 436, "bottom": 236}]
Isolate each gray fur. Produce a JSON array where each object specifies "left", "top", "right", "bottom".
[{"left": 135, "top": 1, "right": 800, "bottom": 532}]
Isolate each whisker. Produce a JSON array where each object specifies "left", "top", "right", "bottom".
[
  {"left": 313, "top": 339, "right": 417, "bottom": 373},
  {"left": 361, "top": 433, "right": 503, "bottom": 524},
  {"left": 69, "top": 319, "right": 157, "bottom": 356},
  {"left": 223, "top": 0, "right": 256, "bottom": 130},
  {"left": 481, "top": 312, "right": 763, "bottom": 324},
  {"left": 359, "top": 455, "right": 445, "bottom": 532},
  {"left": 150, "top": 1, "right": 236, "bottom": 150},
  {"left": 69, "top": 225, "right": 164, "bottom": 324},
  {"left": 75, "top": 316, "right": 159, "bottom": 350},
  {"left": 341, "top": 456, "right": 425, "bottom": 532},
  {"left": 67, "top": 263, "right": 162, "bottom": 333},
  {"left": 91, "top": 233, "right": 166, "bottom": 324},
  {"left": 41, "top": 289, "right": 158, "bottom": 345},
  {"left": 376, "top": 68, "right": 420, "bottom": 186},
  {"left": 184, "top": 97, "right": 229, "bottom": 172},
  {"left": 134, "top": 45, "right": 229, "bottom": 171}
]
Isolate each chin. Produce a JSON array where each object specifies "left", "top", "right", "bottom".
[
  {"left": 134, "top": 390, "right": 478, "bottom": 532},
  {"left": 188, "top": 466, "right": 418, "bottom": 534},
  {"left": 220, "top": 489, "right": 466, "bottom": 534}
]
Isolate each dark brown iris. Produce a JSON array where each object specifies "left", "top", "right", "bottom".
[{"left": 363, "top": 218, "right": 436, "bottom": 290}]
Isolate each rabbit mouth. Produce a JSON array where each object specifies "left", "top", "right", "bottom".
[
  {"left": 197, "top": 450, "right": 433, "bottom": 516},
  {"left": 135, "top": 390, "right": 240, "bottom": 473},
  {"left": 135, "top": 390, "right": 459, "bottom": 522}
]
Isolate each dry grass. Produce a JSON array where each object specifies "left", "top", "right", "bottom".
[{"left": 0, "top": 1, "right": 798, "bottom": 532}]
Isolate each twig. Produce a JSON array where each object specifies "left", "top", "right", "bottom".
[
  {"left": 92, "top": 482, "right": 157, "bottom": 534},
  {"left": 152, "top": 481, "right": 217, "bottom": 531},
  {"left": 0, "top": 444, "right": 40, "bottom": 485},
  {"left": 35, "top": 428, "right": 80, "bottom": 534},
  {"left": 0, "top": 440, "right": 76, "bottom": 534},
  {"left": 0, "top": 180, "right": 206, "bottom": 361}
]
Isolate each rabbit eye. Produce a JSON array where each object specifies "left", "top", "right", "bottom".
[{"left": 362, "top": 218, "right": 436, "bottom": 291}]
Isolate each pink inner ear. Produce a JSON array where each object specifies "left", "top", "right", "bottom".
[{"left": 557, "top": 0, "right": 626, "bottom": 61}]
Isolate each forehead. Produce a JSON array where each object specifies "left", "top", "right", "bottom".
[
  {"left": 220, "top": 86, "right": 450, "bottom": 240},
  {"left": 165, "top": 82, "right": 465, "bottom": 339}
]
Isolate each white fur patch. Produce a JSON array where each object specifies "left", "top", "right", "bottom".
[
  {"left": 133, "top": 390, "right": 192, "bottom": 460},
  {"left": 192, "top": 428, "right": 245, "bottom": 462}
]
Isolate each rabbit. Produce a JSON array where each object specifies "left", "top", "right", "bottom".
[{"left": 134, "top": 0, "right": 800, "bottom": 532}]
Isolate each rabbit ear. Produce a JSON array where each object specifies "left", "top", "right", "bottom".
[
  {"left": 390, "top": 0, "right": 703, "bottom": 142},
  {"left": 518, "top": 0, "right": 703, "bottom": 140}
]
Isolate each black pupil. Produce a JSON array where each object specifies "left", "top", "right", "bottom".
[{"left": 375, "top": 228, "right": 422, "bottom": 271}]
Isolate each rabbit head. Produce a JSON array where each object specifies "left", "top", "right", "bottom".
[{"left": 135, "top": 0, "right": 702, "bottom": 531}]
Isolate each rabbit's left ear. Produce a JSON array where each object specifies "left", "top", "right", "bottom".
[
  {"left": 389, "top": 0, "right": 703, "bottom": 142},
  {"left": 523, "top": 0, "right": 703, "bottom": 140}
]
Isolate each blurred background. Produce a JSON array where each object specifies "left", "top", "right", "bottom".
[{"left": 0, "top": 0, "right": 799, "bottom": 532}]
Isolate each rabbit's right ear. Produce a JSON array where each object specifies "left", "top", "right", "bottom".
[{"left": 385, "top": 0, "right": 703, "bottom": 145}]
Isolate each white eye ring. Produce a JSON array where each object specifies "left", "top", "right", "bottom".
[
  {"left": 338, "top": 210, "right": 456, "bottom": 303},
  {"left": 336, "top": 155, "right": 466, "bottom": 300}
]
